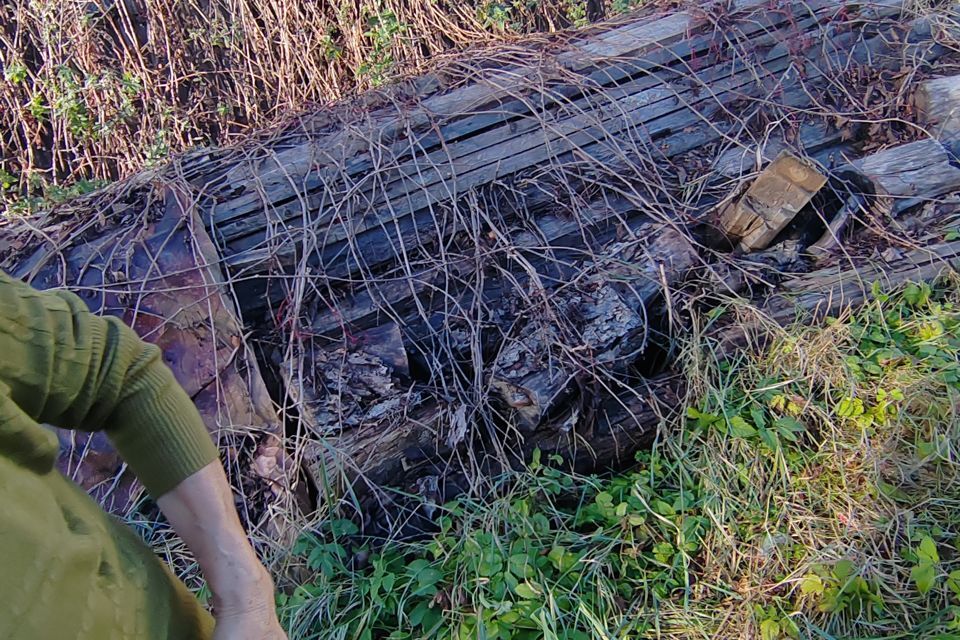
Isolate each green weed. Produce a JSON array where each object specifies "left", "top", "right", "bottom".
[{"left": 277, "top": 277, "right": 960, "bottom": 639}]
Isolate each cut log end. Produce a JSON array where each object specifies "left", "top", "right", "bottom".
[{"left": 720, "top": 151, "right": 828, "bottom": 252}]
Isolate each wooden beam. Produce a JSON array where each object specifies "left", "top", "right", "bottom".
[
  {"left": 719, "top": 151, "right": 827, "bottom": 252},
  {"left": 839, "top": 139, "right": 960, "bottom": 217},
  {"left": 916, "top": 74, "right": 960, "bottom": 140}
]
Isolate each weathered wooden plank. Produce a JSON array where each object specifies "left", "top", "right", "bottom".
[
  {"left": 916, "top": 74, "right": 960, "bottom": 140},
  {"left": 720, "top": 151, "right": 827, "bottom": 251},
  {"left": 204, "top": 0, "right": 787, "bottom": 224},
  {"left": 307, "top": 195, "right": 641, "bottom": 339},
  {"left": 712, "top": 120, "right": 852, "bottom": 178},
  {"left": 215, "top": 10, "right": 840, "bottom": 257},
  {"left": 209, "top": 0, "right": 903, "bottom": 237},
  {"left": 774, "top": 240, "right": 960, "bottom": 321},
  {"left": 839, "top": 138, "right": 960, "bottom": 217},
  {"left": 220, "top": 11, "right": 930, "bottom": 295}
]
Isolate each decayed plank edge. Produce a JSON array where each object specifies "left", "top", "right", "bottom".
[
  {"left": 210, "top": 0, "right": 901, "bottom": 229},
  {"left": 215, "top": 10, "right": 853, "bottom": 254},
  {"left": 220, "top": 17, "right": 928, "bottom": 283}
]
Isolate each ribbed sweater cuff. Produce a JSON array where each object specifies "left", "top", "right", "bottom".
[{"left": 109, "top": 365, "right": 219, "bottom": 499}]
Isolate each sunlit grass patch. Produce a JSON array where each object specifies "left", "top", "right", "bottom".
[{"left": 278, "top": 277, "right": 960, "bottom": 639}]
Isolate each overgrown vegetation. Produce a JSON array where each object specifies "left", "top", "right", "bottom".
[
  {"left": 0, "top": 0, "right": 640, "bottom": 209},
  {"left": 276, "top": 279, "right": 960, "bottom": 639}
]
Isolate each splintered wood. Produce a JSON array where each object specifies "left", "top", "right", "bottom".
[
  {"left": 3, "top": 0, "right": 960, "bottom": 526},
  {"left": 917, "top": 74, "right": 960, "bottom": 141},
  {"left": 841, "top": 139, "right": 960, "bottom": 217},
  {"left": 720, "top": 152, "right": 828, "bottom": 252}
]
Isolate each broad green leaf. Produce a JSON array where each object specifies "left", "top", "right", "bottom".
[
  {"left": 417, "top": 567, "right": 445, "bottom": 588},
  {"left": 800, "top": 574, "right": 824, "bottom": 596},
  {"left": 946, "top": 570, "right": 960, "bottom": 598},
  {"left": 774, "top": 416, "right": 806, "bottom": 441},
  {"left": 514, "top": 582, "right": 540, "bottom": 599},
  {"left": 758, "top": 427, "right": 779, "bottom": 451},
  {"left": 912, "top": 563, "right": 937, "bottom": 595},
  {"left": 729, "top": 415, "right": 757, "bottom": 438},
  {"left": 836, "top": 397, "right": 864, "bottom": 418},
  {"left": 877, "top": 480, "right": 910, "bottom": 503},
  {"left": 832, "top": 559, "right": 855, "bottom": 582},
  {"left": 918, "top": 536, "right": 940, "bottom": 565},
  {"left": 760, "top": 619, "right": 781, "bottom": 640}
]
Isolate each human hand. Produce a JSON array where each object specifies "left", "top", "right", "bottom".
[
  {"left": 213, "top": 607, "right": 287, "bottom": 640},
  {"left": 211, "top": 565, "right": 287, "bottom": 640}
]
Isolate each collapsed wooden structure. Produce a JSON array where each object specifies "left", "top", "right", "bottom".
[{"left": 3, "top": 0, "right": 960, "bottom": 533}]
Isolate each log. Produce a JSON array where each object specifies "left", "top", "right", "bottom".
[
  {"left": 0, "top": 188, "right": 305, "bottom": 534},
  {"left": 309, "top": 237, "right": 960, "bottom": 507},
  {"left": 713, "top": 240, "right": 960, "bottom": 353},
  {"left": 839, "top": 138, "right": 960, "bottom": 217},
  {"left": 294, "top": 223, "right": 698, "bottom": 487},
  {"left": 3, "top": 0, "right": 954, "bottom": 525},
  {"left": 274, "top": 1, "right": 945, "bottom": 391},
  {"left": 201, "top": 0, "right": 928, "bottom": 319},
  {"left": 772, "top": 240, "right": 960, "bottom": 321},
  {"left": 916, "top": 74, "right": 960, "bottom": 141}
]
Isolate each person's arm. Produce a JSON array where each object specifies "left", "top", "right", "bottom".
[
  {"left": 0, "top": 271, "right": 285, "bottom": 639},
  {"left": 158, "top": 463, "right": 286, "bottom": 640}
]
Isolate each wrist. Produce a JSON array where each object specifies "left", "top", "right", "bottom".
[{"left": 211, "top": 561, "right": 275, "bottom": 613}]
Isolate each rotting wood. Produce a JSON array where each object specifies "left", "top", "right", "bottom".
[
  {"left": 0, "top": 187, "right": 305, "bottom": 536},
  {"left": 205, "top": 0, "right": 928, "bottom": 317},
  {"left": 916, "top": 74, "right": 960, "bottom": 140},
  {"left": 713, "top": 120, "right": 855, "bottom": 180},
  {"left": 713, "top": 240, "right": 960, "bottom": 354},
  {"left": 294, "top": 223, "right": 697, "bottom": 487},
  {"left": 720, "top": 151, "right": 828, "bottom": 252},
  {"left": 807, "top": 193, "right": 865, "bottom": 258},
  {"left": 2, "top": 0, "right": 956, "bottom": 527},
  {"left": 839, "top": 139, "right": 960, "bottom": 217},
  {"left": 303, "top": 238, "right": 960, "bottom": 499},
  {"left": 490, "top": 227, "right": 698, "bottom": 428}
]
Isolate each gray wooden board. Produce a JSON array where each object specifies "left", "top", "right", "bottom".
[{"left": 214, "top": 9, "right": 843, "bottom": 255}]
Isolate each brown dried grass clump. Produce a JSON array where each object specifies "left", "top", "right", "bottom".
[{"left": 0, "top": 0, "right": 628, "bottom": 200}]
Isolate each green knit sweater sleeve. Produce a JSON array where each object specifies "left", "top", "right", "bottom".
[{"left": 0, "top": 271, "right": 218, "bottom": 497}]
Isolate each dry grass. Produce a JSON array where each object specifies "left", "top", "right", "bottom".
[{"left": 0, "top": 0, "right": 634, "bottom": 201}]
